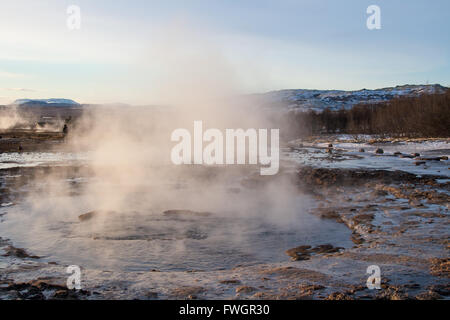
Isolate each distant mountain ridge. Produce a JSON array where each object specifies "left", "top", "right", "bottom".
[
  {"left": 12, "top": 98, "right": 80, "bottom": 106},
  {"left": 257, "top": 84, "right": 448, "bottom": 112},
  {"left": 8, "top": 84, "right": 448, "bottom": 111}
]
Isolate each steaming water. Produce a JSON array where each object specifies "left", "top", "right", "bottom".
[
  {"left": 0, "top": 199, "right": 351, "bottom": 272},
  {"left": 0, "top": 152, "right": 353, "bottom": 272}
]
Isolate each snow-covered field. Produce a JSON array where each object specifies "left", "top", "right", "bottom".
[
  {"left": 0, "top": 152, "right": 89, "bottom": 170},
  {"left": 285, "top": 138, "right": 450, "bottom": 178}
]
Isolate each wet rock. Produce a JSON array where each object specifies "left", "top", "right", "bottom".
[
  {"left": 314, "top": 208, "right": 343, "bottom": 223},
  {"left": 53, "top": 290, "right": 69, "bottom": 298},
  {"left": 2, "top": 245, "right": 40, "bottom": 259},
  {"left": 78, "top": 211, "right": 98, "bottom": 221},
  {"left": 236, "top": 286, "right": 256, "bottom": 294},
  {"left": 325, "top": 292, "right": 354, "bottom": 300},
  {"left": 440, "top": 156, "right": 448, "bottom": 160},
  {"left": 376, "top": 286, "right": 408, "bottom": 300},
  {"left": 299, "top": 284, "right": 325, "bottom": 296},
  {"left": 375, "top": 148, "right": 384, "bottom": 154},
  {"left": 2, "top": 278, "right": 89, "bottom": 300},
  {"left": 310, "top": 244, "right": 342, "bottom": 254},
  {"left": 393, "top": 151, "right": 402, "bottom": 156},
  {"left": 285, "top": 244, "right": 343, "bottom": 260},
  {"left": 374, "top": 189, "right": 388, "bottom": 196},
  {"left": 351, "top": 213, "right": 375, "bottom": 226},
  {"left": 169, "top": 286, "right": 205, "bottom": 299},
  {"left": 219, "top": 279, "right": 241, "bottom": 285},
  {"left": 427, "top": 284, "right": 450, "bottom": 296},
  {"left": 351, "top": 233, "right": 365, "bottom": 245},
  {"left": 285, "top": 245, "right": 312, "bottom": 260},
  {"left": 328, "top": 143, "right": 333, "bottom": 148},
  {"left": 146, "top": 291, "right": 158, "bottom": 299},
  {"left": 429, "top": 258, "right": 449, "bottom": 277},
  {"left": 27, "top": 279, "right": 67, "bottom": 291},
  {"left": 415, "top": 290, "right": 442, "bottom": 300},
  {"left": 415, "top": 157, "right": 442, "bottom": 161}
]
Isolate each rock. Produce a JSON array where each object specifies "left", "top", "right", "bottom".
[
  {"left": 236, "top": 286, "right": 256, "bottom": 294},
  {"left": 146, "top": 291, "right": 158, "bottom": 299},
  {"left": 311, "top": 244, "right": 343, "bottom": 254},
  {"left": 427, "top": 284, "right": 450, "bottom": 296},
  {"left": 285, "top": 244, "right": 343, "bottom": 260},
  {"left": 415, "top": 290, "right": 442, "bottom": 300},
  {"left": 315, "top": 208, "right": 343, "bottom": 223},
  {"left": 219, "top": 279, "right": 241, "bottom": 285},
  {"left": 285, "top": 245, "right": 312, "bottom": 260},
  {"left": 352, "top": 213, "right": 375, "bottom": 225},
  {"left": 412, "top": 153, "right": 420, "bottom": 157},
  {"left": 375, "top": 148, "right": 384, "bottom": 154},
  {"left": 415, "top": 157, "right": 442, "bottom": 161},
  {"left": 53, "top": 290, "right": 69, "bottom": 298},
  {"left": 359, "top": 148, "right": 365, "bottom": 152},
  {"left": 415, "top": 161, "right": 426, "bottom": 166},
  {"left": 78, "top": 211, "right": 98, "bottom": 221},
  {"left": 351, "top": 233, "right": 365, "bottom": 245},
  {"left": 440, "top": 156, "right": 448, "bottom": 160},
  {"left": 429, "top": 258, "right": 449, "bottom": 277},
  {"left": 328, "top": 143, "right": 333, "bottom": 148},
  {"left": 169, "top": 286, "right": 205, "bottom": 298},
  {"left": 376, "top": 286, "right": 408, "bottom": 300},
  {"left": 325, "top": 292, "right": 354, "bottom": 300},
  {"left": 393, "top": 151, "right": 402, "bottom": 156},
  {"left": 2, "top": 245, "right": 40, "bottom": 259},
  {"left": 326, "top": 148, "right": 332, "bottom": 154}
]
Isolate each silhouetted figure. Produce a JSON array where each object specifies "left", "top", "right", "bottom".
[{"left": 63, "top": 124, "right": 68, "bottom": 135}]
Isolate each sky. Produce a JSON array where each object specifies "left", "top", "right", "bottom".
[{"left": 0, "top": 0, "right": 449, "bottom": 105}]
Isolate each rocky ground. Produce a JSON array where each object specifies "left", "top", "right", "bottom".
[
  {"left": 0, "top": 132, "right": 448, "bottom": 300},
  {"left": 0, "top": 130, "right": 65, "bottom": 153}
]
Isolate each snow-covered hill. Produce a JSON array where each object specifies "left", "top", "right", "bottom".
[
  {"left": 257, "top": 84, "right": 448, "bottom": 112},
  {"left": 12, "top": 98, "right": 80, "bottom": 106}
]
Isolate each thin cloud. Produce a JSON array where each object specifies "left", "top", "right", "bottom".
[
  {"left": 0, "top": 71, "right": 29, "bottom": 78},
  {"left": 3, "top": 87, "right": 36, "bottom": 92}
]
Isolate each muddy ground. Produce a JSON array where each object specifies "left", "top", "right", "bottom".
[
  {"left": 0, "top": 130, "right": 66, "bottom": 153},
  {"left": 0, "top": 132, "right": 448, "bottom": 300}
]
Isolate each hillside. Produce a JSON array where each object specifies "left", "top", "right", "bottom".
[
  {"left": 12, "top": 98, "right": 80, "bottom": 107},
  {"left": 257, "top": 84, "right": 448, "bottom": 112}
]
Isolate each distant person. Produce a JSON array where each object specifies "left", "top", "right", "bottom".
[{"left": 62, "top": 124, "right": 68, "bottom": 135}]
